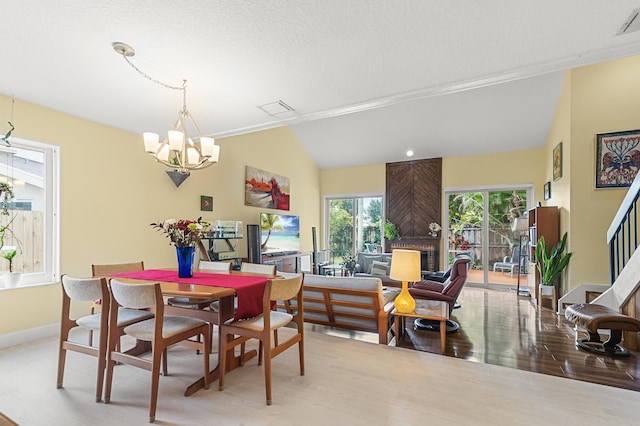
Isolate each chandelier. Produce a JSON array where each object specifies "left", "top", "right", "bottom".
[{"left": 113, "top": 42, "right": 219, "bottom": 185}]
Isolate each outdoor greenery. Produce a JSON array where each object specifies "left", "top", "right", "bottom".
[
  {"left": 448, "top": 190, "right": 526, "bottom": 248},
  {"left": 383, "top": 219, "right": 400, "bottom": 240},
  {"left": 329, "top": 198, "right": 382, "bottom": 261}
]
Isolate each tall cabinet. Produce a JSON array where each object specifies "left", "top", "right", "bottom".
[{"left": 527, "top": 206, "right": 559, "bottom": 304}]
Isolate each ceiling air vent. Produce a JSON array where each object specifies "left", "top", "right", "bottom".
[
  {"left": 258, "top": 100, "right": 297, "bottom": 118},
  {"left": 617, "top": 8, "right": 640, "bottom": 35}
]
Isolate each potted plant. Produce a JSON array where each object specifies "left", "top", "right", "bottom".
[
  {"left": 384, "top": 219, "right": 400, "bottom": 240},
  {"left": 340, "top": 253, "right": 357, "bottom": 276},
  {"left": 536, "top": 232, "right": 572, "bottom": 296},
  {"left": 0, "top": 182, "right": 22, "bottom": 288}
]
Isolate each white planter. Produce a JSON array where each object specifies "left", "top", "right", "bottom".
[
  {"left": 3, "top": 272, "right": 21, "bottom": 288},
  {"left": 539, "top": 284, "right": 554, "bottom": 296}
]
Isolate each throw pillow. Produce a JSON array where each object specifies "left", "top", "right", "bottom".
[{"left": 370, "top": 260, "right": 389, "bottom": 276}]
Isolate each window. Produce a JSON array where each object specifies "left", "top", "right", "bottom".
[
  {"left": 325, "top": 195, "right": 383, "bottom": 262},
  {"left": 0, "top": 136, "right": 59, "bottom": 285}
]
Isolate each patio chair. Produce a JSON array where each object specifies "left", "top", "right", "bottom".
[{"left": 492, "top": 248, "right": 521, "bottom": 276}]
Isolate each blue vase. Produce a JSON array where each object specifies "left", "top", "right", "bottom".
[{"left": 176, "top": 246, "right": 195, "bottom": 278}]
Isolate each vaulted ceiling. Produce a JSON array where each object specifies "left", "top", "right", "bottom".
[{"left": 3, "top": 1, "right": 640, "bottom": 169}]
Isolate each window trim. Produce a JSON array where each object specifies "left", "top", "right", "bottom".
[{"left": 1, "top": 136, "right": 60, "bottom": 286}]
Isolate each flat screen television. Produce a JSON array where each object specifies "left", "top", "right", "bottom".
[{"left": 260, "top": 212, "right": 300, "bottom": 255}]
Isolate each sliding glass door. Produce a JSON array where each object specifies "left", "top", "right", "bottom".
[
  {"left": 446, "top": 186, "right": 530, "bottom": 287},
  {"left": 326, "top": 195, "right": 383, "bottom": 263}
]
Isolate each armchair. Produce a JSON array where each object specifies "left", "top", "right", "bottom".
[{"left": 409, "top": 256, "right": 471, "bottom": 333}]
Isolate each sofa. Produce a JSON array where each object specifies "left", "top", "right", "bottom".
[
  {"left": 279, "top": 273, "right": 400, "bottom": 344},
  {"left": 353, "top": 252, "right": 402, "bottom": 287}
]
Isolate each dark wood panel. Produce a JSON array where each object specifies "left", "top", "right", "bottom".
[
  {"left": 412, "top": 159, "right": 441, "bottom": 236},
  {"left": 386, "top": 162, "right": 414, "bottom": 235},
  {"left": 386, "top": 158, "right": 442, "bottom": 238}
]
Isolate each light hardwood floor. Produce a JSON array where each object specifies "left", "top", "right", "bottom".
[{"left": 1, "top": 320, "right": 640, "bottom": 425}]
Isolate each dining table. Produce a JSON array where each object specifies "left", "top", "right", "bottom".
[{"left": 104, "top": 268, "right": 273, "bottom": 396}]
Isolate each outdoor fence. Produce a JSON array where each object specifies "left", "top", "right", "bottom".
[{"left": 0, "top": 210, "right": 43, "bottom": 273}]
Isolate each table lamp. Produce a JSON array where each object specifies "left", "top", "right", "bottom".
[{"left": 389, "top": 249, "right": 421, "bottom": 313}]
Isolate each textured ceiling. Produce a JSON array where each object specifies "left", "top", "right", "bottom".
[{"left": 2, "top": 1, "right": 640, "bottom": 169}]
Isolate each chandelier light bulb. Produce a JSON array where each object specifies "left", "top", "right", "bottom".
[
  {"left": 186, "top": 147, "right": 199, "bottom": 165},
  {"left": 200, "top": 137, "right": 215, "bottom": 157},
  {"left": 143, "top": 132, "right": 160, "bottom": 153},
  {"left": 168, "top": 131, "right": 184, "bottom": 151},
  {"left": 157, "top": 145, "right": 171, "bottom": 162},
  {"left": 209, "top": 144, "right": 220, "bottom": 163}
]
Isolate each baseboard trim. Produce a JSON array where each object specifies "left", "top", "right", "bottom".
[{"left": 0, "top": 323, "right": 58, "bottom": 350}]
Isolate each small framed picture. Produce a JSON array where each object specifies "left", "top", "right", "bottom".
[
  {"left": 200, "top": 195, "right": 213, "bottom": 211},
  {"left": 544, "top": 181, "right": 551, "bottom": 200},
  {"left": 553, "top": 143, "right": 562, "bottom": 181}
]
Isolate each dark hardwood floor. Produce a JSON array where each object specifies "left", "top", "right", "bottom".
[{"left": 394, "top": 286, "right": 640, "bottom": 391}]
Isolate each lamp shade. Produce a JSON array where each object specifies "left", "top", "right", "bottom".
[
  {"left": 143, "top": 132, "right": 160, "bottom": 153},
  {"left": 168, "top": 130, "right": 184, "bottom": 151},
  {"left": 389, "top": 249, "right": 421, "bottom": 282},
  {"left": 200, "top": 137, "right": 215, "bottom": 157},
  {"left": 512, "top": 217, "right": 528, "bottom": 233}
]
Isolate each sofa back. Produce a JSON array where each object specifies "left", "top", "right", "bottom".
[
  {"left": 356, "top": 252, "right": 393, "bottom": 274},
  {"left": 280, "top": 274, "right": 399, "bottom": 341}
]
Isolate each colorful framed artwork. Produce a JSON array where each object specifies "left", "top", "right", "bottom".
[
  {"left": 553, "top": 142, "right": 562, "bottom": 181},
  {"left": 200, "top": 195, "right": 213, "bottom": 211},
  {"left": 543, "top": 181, "right": 551, "bottom": 200},
  {"left": 244, "top": 166, "right": 291, "bottom": 210},
  {"left": 595, "top": 129, "right": 640, "bottom": 188}
]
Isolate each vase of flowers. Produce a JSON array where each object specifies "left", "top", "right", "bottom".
[
  {"left": 151, "top": 217, "right": 210, "bottom": 278},
  {"left": 429, "top": 222, "right": 441, "bottom": 237}
]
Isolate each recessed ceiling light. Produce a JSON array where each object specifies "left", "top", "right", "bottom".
[{"left": 406, "top": 150, "right": 414, "bottom": 157}]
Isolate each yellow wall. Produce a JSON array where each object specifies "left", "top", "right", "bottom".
[
  {"left": 0, "top": 95, "right": 319, "bottom": 335},
  {"left": 319, "top": 164, "right": 386, "bottom": 246},
  {"left": 543, "top": 72, "right": 572, "bottom": 291},
  {"left": 566, "top": 55, "right": 640, "bottom": 287},
  {"left": 443, "top": 149, "right": 544, "bottom": 191}
]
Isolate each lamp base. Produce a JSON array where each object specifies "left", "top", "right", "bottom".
[{"left": 394, "top": 281, "right": 416, "bottom": 314}]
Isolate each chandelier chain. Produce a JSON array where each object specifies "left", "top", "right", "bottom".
[{"left": 122, "top": 54, "right": 184, "bottom": 92}]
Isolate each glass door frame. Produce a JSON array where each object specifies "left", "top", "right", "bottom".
[
  {"left": 323, "top": 192, "right": 385, "bottom": 260},
  {"left": 444, "top": 184, "right": 533, "bottom": 287}
]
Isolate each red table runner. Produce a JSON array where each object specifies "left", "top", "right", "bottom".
[{"left": 108, "top": 269, "right": 268, "bottom": 320}]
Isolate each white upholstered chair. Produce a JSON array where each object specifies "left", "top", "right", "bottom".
[
  {"left": 56, "top": 275, "right": 153, "bottom": 402},
  {"left": 104, "top": 278, "right": 211, "bottom": 423},
  {"left": 218, "top": 273, "right": 305, "bottom": 405}
]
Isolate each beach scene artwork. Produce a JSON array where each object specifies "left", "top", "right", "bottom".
[
  {"left": 245, "top": 166, "right": 290, "bottom": 210},
  {"left": 260, "top": 212, "right": 300, "bottom": 254}
]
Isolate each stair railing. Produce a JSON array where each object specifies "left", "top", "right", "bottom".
[{"left": 608, "top": 175, "right": 640, "bottom": 283}]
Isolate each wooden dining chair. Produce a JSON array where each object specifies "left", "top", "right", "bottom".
[
  {"left": 240, "top": 262, "right": 277, "bottom": 276},
  {"left": 104, "top": 278, "right": 211, "bottom": 423},
  {"left": 166, "top": 260, "right": 233, "bottom": 313},
  {"left": 218, "top": 273, "right": 305, "bottom": 405},
  {"left": 89, "top": 261, "right": 145, "bottom": 346},
  {"left": 57, "top": 275, "right": 153, "bottom": 402}
]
